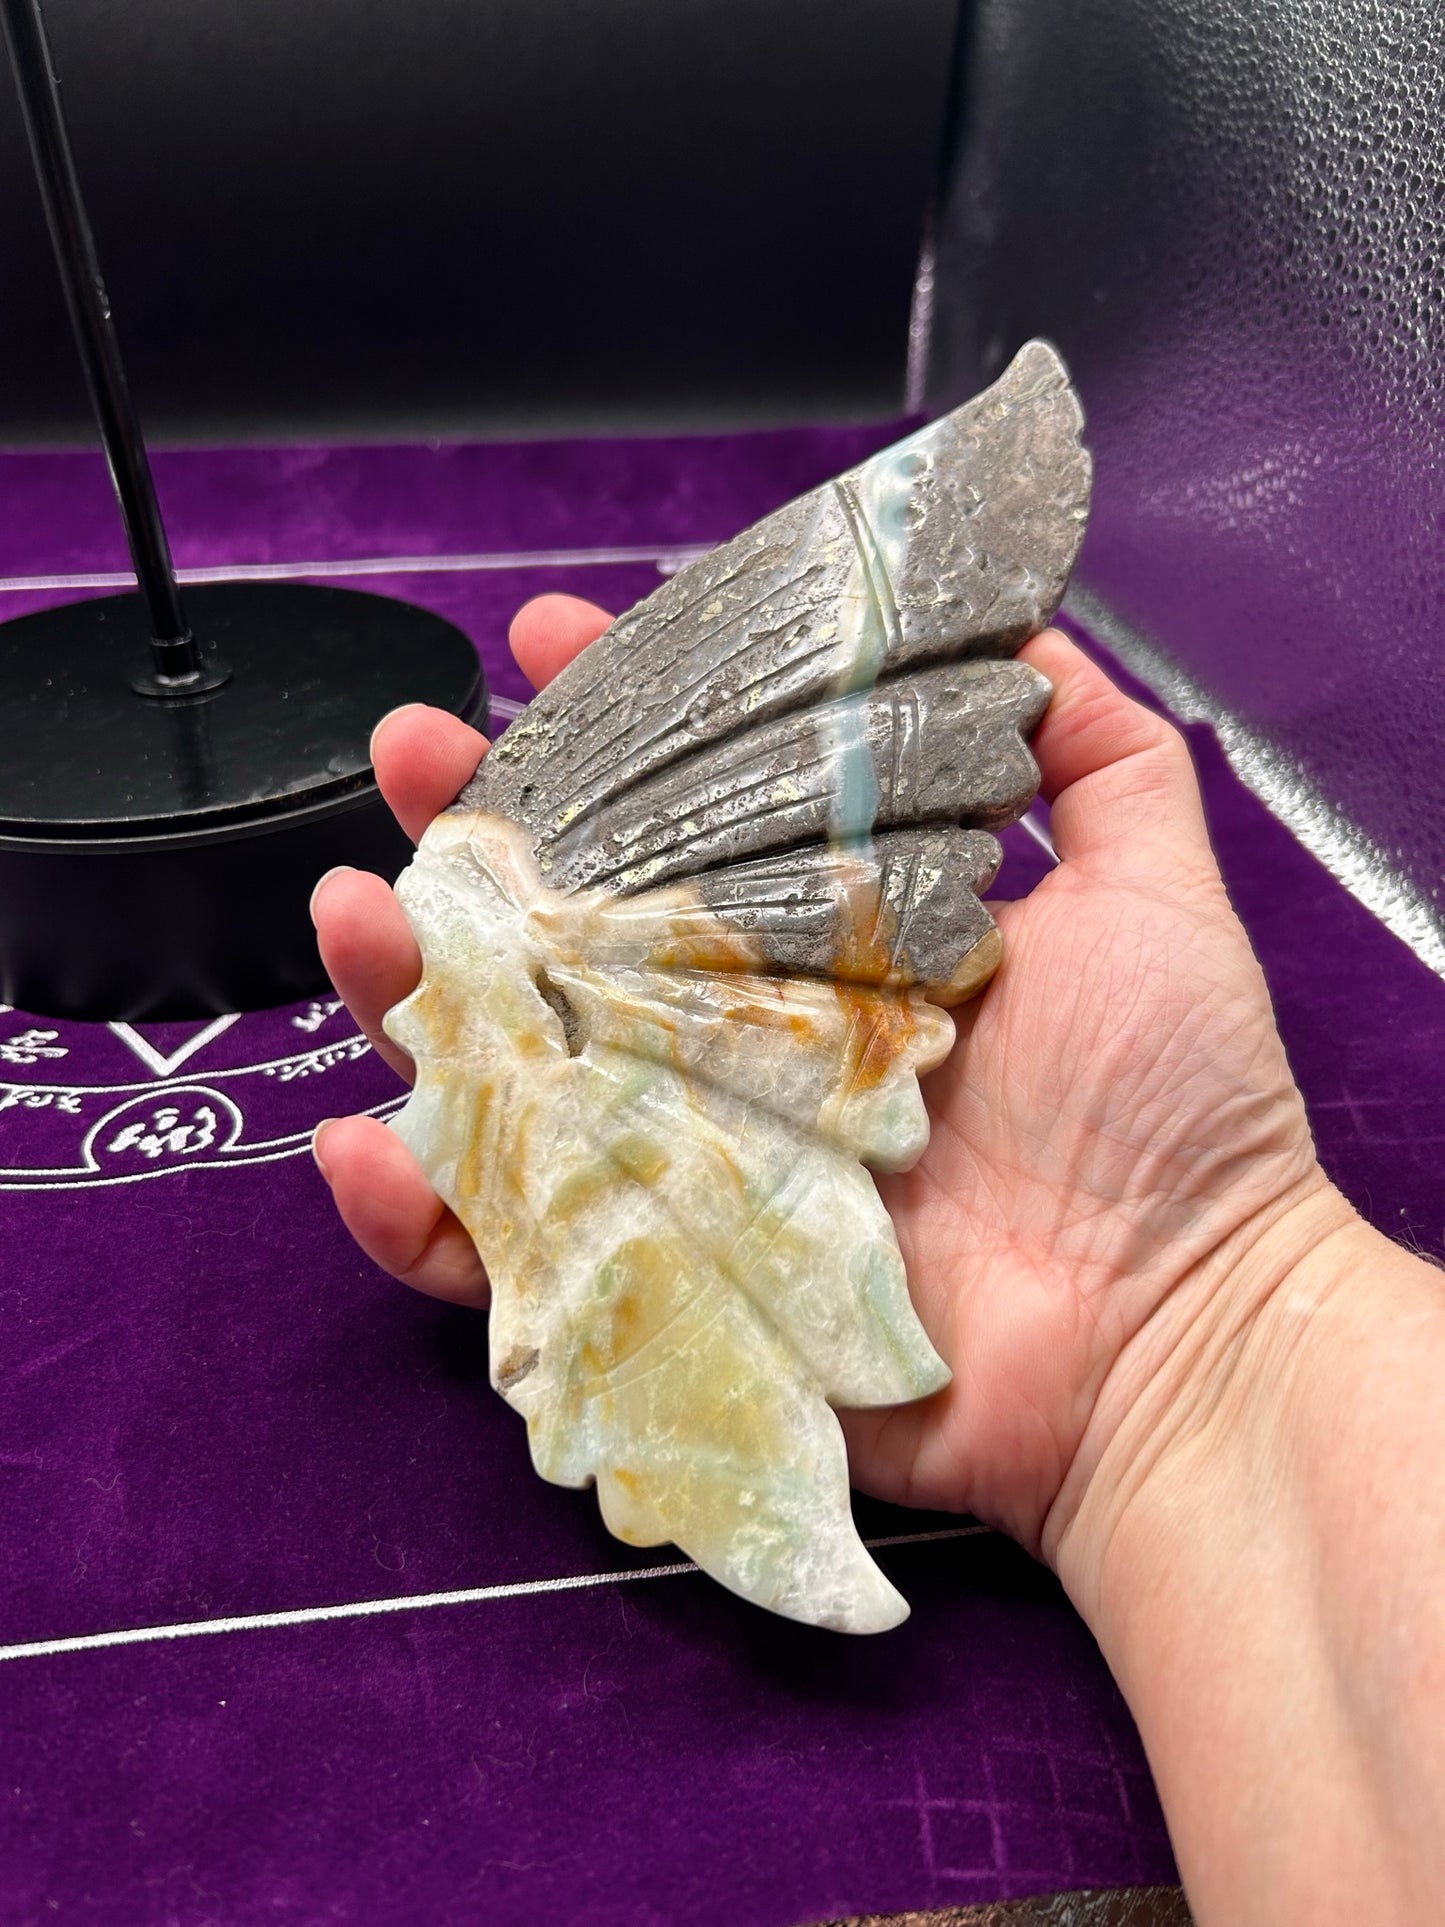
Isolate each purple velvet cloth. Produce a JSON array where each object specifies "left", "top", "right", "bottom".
[{"left": 1, "top": 431, "right": 1441, "bottom": 1925}]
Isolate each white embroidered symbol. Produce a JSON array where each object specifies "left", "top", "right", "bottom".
[
  {"left": 0, "top": 1087, "right": 82, "bottom": 1113},
  {"left": 107, "top": 1104, "right": 219, "bottom": 1160},
  {"left": 83, "top": 1089, "right": 244, "bottom": 1173},
  {"left": 0, "top": 1028, "right": 68, "bottom": 1065},
  {"left": 291, "top": 999, "right": 346, "bottom": 1034}
]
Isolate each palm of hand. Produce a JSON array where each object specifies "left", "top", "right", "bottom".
[
  {"left": 312, "top": 604, "right": 1321, "bottom": 1567},
  {"left": 856, "top": 847, "right": 1317, "bottom": 1551}
]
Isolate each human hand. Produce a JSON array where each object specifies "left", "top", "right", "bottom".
[
  {"left": 844, "top": 623, "right": 1344, "bottom": 1568},
  {"left": 309, "top": 594, "right": 616, "bottom": 1302},
  {"left": 310, "top": 596, "right": 1342, "bottom": 1579}
]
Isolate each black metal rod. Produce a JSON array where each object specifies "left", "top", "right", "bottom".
[{"left": 0, "top": 0, "right": 197, "bottom": 678}]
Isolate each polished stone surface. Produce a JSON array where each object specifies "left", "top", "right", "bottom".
[
  {"left": 390, "top": 343, "right": 1092, "bottom": 1629},
  {"left": 388, "top": 815, "right": 953, "bottom": 1633}
]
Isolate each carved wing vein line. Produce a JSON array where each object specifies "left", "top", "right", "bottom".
[
  {"left": 610, "top": 812, "right": 1013, "bottom": 896},
  {"left": 543, "top": 560, "right": 837, "bottom": 800},
  {"left": 529, "top": 1047, "right": 867, "bottom": 1391},
  {"left": 833, "top": 475, "right": 902, "bottom": 674},
  {"left": 557, "top": 974, "right": 927, "bottom": 1164}
]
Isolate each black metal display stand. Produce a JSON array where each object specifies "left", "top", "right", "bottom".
[{"left": 0, "top": 0, "right": 486, "bottom": 1019}]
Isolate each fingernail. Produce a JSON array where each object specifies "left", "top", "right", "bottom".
[
  {"left": 311, "top": 1118, "right": 338, "bottom": 1180},
  {"left": 370, "top": 703, "right": 423, "bottom": 763},
  {"left": 309, "top": 866, "right": 353, "bottom": 925}
]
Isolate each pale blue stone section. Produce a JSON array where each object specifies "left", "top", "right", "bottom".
[
  {"left": 823, "top": 690, "right": 880, "bottom": 849},
  {"left": 820, "top": 418, "right": 953, "bottom": 849},
  {"left": 855, "top": 416, "right": 948, "bottom": 584}
]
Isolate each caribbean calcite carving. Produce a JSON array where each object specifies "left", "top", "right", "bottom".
[{"left": 385, "top": 340, "right": 1092, "bottom": 1632}]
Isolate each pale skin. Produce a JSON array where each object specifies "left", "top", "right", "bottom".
[{"left": 313, "top": 596, "right": 1445, "bottom": 1925}]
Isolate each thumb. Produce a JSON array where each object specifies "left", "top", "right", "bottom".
[{"left": 1020, "top": 629, "right": 1217, "bottom": 883}]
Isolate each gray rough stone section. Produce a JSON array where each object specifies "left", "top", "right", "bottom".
[
  {"left": 692, "top": 826, "right": 1003, "bottom": 988},
  {"left": 546, "top": 657, "right": 1049, "bottom": 893},
  {"left": 456, "top": 339, "right": 1090, "bottom": 997}
]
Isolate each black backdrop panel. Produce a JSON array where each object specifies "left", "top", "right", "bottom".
[
  {"left": 0, "top": 0, "right": 959, "bottom": 442},
  {"left": 928, "top": 0, "right": 1445, "bottom": 924}
]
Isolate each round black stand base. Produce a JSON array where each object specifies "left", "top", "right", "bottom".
[{"left": 0, "top": 582, "right": 487, "bottom": 1020}]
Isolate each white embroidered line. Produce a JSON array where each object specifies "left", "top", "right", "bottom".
[
  {"left": 0, "top": 545, "right": 711, "bottom": 596},
  {"left": 862, "top": 1526, "right": 993, "bottom": 1552},
  {"left": 2, "top": 1035, "right": 375, "bottom": 1096},
  {"left": 106, "top": 1015, "right": 242, "bottom": 1079},
  {"left": 0, "top": 1528, "right": 993, "bottom": 1663},
  {"left": 0, "top": 1094, "right": 407, "bottom": 1190}
]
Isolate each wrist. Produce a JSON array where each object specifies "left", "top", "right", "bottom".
[
  {"left": 1044, "top": 1169, "right": 1360, "bottom": 1624},
  {"left": 1045, "top": 1185, "right": 1445, "bottom": 1924}
]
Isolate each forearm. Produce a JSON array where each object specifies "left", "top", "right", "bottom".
[{"left": 1057, "top": 1197, "right": 1445, "bottom": 1924}]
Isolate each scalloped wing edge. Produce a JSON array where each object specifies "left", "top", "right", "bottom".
[{"left": 384, "top": 815, "right": 953, "bottom": 1632}]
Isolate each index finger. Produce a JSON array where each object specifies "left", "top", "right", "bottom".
[
  {"left": 369, "top": 705, "right": 489, "bottom": 845},
  {"left": 370, "top": 595, "right": 616, "bottom": 843}
]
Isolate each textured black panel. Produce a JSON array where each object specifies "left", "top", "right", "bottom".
[
  {"left": 0, "top": 0, "right": 956, "bottom": 441},
  {"left": 929, "top": 0, "right": 1445, "bottom": 919}
]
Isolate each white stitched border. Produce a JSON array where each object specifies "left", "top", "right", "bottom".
[
  {"left": 0, "top": 545, "right": 710, "bottom": 596},
  {"left": 0, "top": 1528, "right": 993, "bottom": 1663}
]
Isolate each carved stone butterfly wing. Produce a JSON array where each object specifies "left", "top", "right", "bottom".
[{"left": 385, "top": 341, "right": 1091, "bottom": 1632}]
